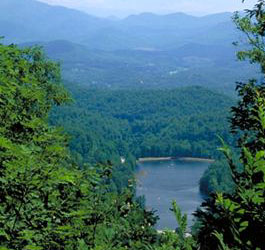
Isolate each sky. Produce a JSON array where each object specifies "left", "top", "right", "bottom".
[{"left": 37, "top": 0, "right": 258, "bottom": 17}]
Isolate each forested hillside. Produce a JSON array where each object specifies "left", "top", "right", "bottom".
[
  {"left": 49, "top": 84, "right": 234, "bottom": 191},
  {"left": 200, "top": 158, "right": 235, "bottom": 194},
  {"left": 51, "top": 85, "right": 233, "bottom": 160},
  {"left": 19, "top": 40, "right": 258, "bottom": 94}
]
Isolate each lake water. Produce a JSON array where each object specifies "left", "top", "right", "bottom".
[{"left": 136, "top": 159, "right": 210, "bottom": 230}]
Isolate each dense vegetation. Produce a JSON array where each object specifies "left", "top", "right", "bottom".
[
  {"left": 200, "top": 158, "right": 235, "bottom": 194},
  {"left": 51, "top": 85, "right": 233, "bottom": 160},
  {"left": 49, "top": 85, "right": 233, "bottom": 191},
  {"left": 195, "top": 2, "right": 265, "bottom": 249},
  {"left": 0, "top": 38, "right": 205, "bottom": 250},
  {"left": 0, "top": 42, "right": 163, "bottom": 249}
]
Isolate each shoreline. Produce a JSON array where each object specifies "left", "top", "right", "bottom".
[
  {"left": 178, "top": 157, "right": 215, "bottom": 163},
  {"left": 137, "top": 157, "right": 176, "bottom": 162},
  {"left": 137, "top": 156, "right": 214, "bottom": 163}
]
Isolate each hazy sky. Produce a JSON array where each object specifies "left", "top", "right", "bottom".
[{"left": 37, "top": 0, "right": 258, "bottom": 17}]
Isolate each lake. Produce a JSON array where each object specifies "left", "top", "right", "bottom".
[{"left": 136, "top": 159, "right": 210, "bottom": 230}]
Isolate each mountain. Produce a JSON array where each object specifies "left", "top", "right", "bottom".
[
  {"left": 1, "top": 0, "right": 259, "bottom": 93},
  {"left": 83, "top": 12, "right": 236, "bottom": 50},
  {"left": 0, "top": 0, "right": 109, "bottom": 44},
  {"left": 19, "top": 39, "right": 258, "bottom": 94},
  {"left": 122, "top": 12, "right": 231, "bottom": 29},
  {"left": 122, "top": 12, "right": 199, "bottom": 28},
  {"left": 0, "top": 0, "right": 236, "bottom": 50}
]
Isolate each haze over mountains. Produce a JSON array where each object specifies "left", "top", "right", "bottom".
[
  {"left": 0, "top": 0, "right": 235, "bottom": 49},
  {"left": 0, "top": 0, "right": 259, "bottom": 92}
]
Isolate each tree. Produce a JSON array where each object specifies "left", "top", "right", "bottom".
[
  {"left": 195, "top": 1, "right": 265, "bottom": 249},
  {"left": 0, "top": 42, "right": 81, "bottom": 249},
  {"left": 0, "top": 42, "right": 161, "bottom": 250}
]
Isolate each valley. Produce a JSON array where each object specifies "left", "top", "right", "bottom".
[{"left": 1, "top": 0, "right": 259, "bottom": 94}]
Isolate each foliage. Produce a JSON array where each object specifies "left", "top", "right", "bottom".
[
  {"left": 0, "top": 42, "right": 160, "bottom": 249},
  {"left": 0, "top": 42, "right": 75, "bottom": 249},
  {"left": 153, "top": 202, "right": 195, "bottom": 250},
  {"left": 200, "top": 158, "right": 235, "bottom": 195},
  {"left": 50, "top": 85, "right": 233, "bottom": 191},
  {"left": 195, "top": 1, "right": 265, "bottom": 249}
]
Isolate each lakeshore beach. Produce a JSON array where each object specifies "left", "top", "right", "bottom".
[{"left": 138, "top": 157, "right": 214, "bottom": 163}]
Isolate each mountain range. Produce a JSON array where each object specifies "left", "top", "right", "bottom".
[
  {"left": 1, "top": 0, "right": 236, "bottom": 50},
  {"left": 0, "top": 0, "right": 259, "bottom": 93}
]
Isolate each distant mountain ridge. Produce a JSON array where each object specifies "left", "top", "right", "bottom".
[
  {"left": 1, "top": 0, "right": 257, "bottom": 93},
  {"left": 0, "top": 0, "right": 236, "bottom": 50},
  {"left": 0, "top": 0, "right": 109, "bottom": 44},
  {"left": 123, "top": 12, "right": 231, "bottom": 28}
]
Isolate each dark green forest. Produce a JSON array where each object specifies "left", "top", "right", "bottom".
[
  {"left": 49, "top": 85, "right": 234, "bottom": 191},
  {"left": 200, "top": 159, "right": 235, "bottom": 194}
]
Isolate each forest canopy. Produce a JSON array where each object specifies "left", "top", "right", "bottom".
[{"left": 50, "top": 84, "right": 234, "bottom": 191}]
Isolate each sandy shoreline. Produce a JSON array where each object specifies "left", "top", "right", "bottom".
[
  {"left": 178, "top": 157, "right": 215, "bottom": 163},
  {"left": 137, "top": 156, "right": 214, "bottom": 163},
  {"left": 137, "top": 157, "right": 176, "bottom": 162}
]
